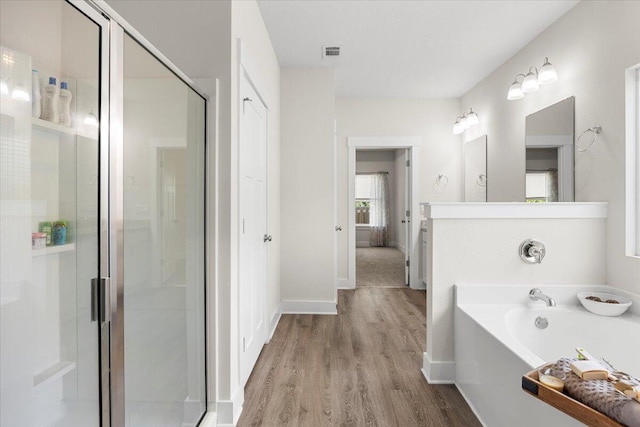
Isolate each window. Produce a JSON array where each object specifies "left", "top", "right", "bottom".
[
  {"left": 626, "top": 64, "right": 640, "bottom": 256},
  {"left": 356, "top": 174, "right": 372, "bottom": 224}
]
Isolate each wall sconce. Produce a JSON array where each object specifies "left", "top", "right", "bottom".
[
  {"left": 507, "top": 57, "right": 557, "bottom": 100},
  {"left": 453, "top": 107, "right": 479, "bottom": 134}
]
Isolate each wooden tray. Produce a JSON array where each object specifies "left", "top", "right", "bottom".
[{"left": 522, "top": 368, "right": 624, "bottom": 427}]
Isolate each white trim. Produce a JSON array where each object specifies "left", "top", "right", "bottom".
[
  {"left": 347, "top": 137, "right": 422, "bottom": 290},
  {"left": 625, "top": 63, "right": 640, "bottom": 257},
  {"left": 422, "top": 202, "right": 608, "bottom": 219},
  {"left": 280, "top": 300, "right": 338, "bottom": 315},
  {"left": 348, "top": 136, "right": 421, "bottom": 148},
  {"left": 266, "top": 307, "right": 282, "bottom": 342},
  {"left": 216, "top": 387, "right": 244, "bottom": 426},
  {"left": 336, "top": 278, "right": 353, "bottom": 289},
  {"left": 421, "top": 352, "right": 455, "bottom": 384}
]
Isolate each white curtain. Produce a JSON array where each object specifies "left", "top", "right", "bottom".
[{"left": 369, "top": 173, "right": 390, "bottom": 247}]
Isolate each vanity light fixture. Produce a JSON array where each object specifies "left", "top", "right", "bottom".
[
  {"left": 452, "top": 108, "right": 480, "bottom": 134},
  {"left": 521, "top": 68, "right": 540, "bottom": 93},
  {"left": 507, "top": 74, "right": 525, "bottom": 100},
  {"left": 507, "top": 57, "right": 558, "bottom": 100}
]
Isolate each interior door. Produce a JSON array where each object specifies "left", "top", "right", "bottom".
[
  {"left": 0, "top": 2, "right": 106, "bottom": 426},
  {"left": 403, "top": 149, "right": 411, "bottom": 285},
  {"left": 239, "top": 71, "right": 268, "bottom": 384}
]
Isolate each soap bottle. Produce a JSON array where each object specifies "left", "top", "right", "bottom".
[
  {"left": 41, "top": 76, "right": 59, "bottom": 123},
  {"left": 58, "top": 81, "right": 72, "bottom": 127},
  {"left": 31, "top": 69, "right": 41, "bottom": 119}
]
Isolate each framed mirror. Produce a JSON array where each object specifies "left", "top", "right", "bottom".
[
  {"left": 464, "top": 135, "right": 487, "bottom": 202},
  {"left": 525, "top": 96, "right": 575, "bottom": 202}
]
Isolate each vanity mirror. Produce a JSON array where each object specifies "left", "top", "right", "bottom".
[
  {"left": 464, "top": 135, "right": 487, "bottom": 202},
  {"left": 525, "top": 96, "right": 575, "bottom": 202}
]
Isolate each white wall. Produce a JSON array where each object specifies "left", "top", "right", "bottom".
[
  {"left": 335, "top": 98, "right": 462, "bottom": 280},
  {"left": 460, "top": 0, "right": 640, "bottom": 292},
  {"left": 425, "top": 214, "right": 606, "bottom": 382},
  {"left": 280, "top": 68, "right": 336, "bottom": 305},
  {"left": 355, "top": 150, "right": 396, "bottom": 247}
]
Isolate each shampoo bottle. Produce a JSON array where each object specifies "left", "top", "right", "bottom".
[
  {"left": 41, "top": 77, "right": 59, "bottom": 123},
  {"left": 31, "top": 69, "right": 41, "bottom": 119},
  {"left": 58, "top": 81, "right": 72, "bottom": 127}
]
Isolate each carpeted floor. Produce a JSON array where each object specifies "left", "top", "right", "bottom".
[{"left": 356, "top": 247, "right": 406, "bottom": 288}]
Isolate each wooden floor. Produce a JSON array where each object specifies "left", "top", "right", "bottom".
[{"left": 237, "top": 288, "right": 481, "bottom": 426}]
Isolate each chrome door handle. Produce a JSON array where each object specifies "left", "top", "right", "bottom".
[
  {"left": 263, "top": 234, "right": 272, "bottom": 242},
  {"left": 335, "top": 226, "right": 342, "bottom": 231}
]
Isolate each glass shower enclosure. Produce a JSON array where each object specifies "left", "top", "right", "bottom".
[{"left": 0, "top": 1, "right": 207, "bottom": 426}]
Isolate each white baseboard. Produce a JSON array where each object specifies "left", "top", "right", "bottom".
[
  {"left": 267, "top": 307, "right": 282, "bottom": 342},
  {"left": 356, "top": 240, "right": 370, "bottom": 247},
  {"left": 216, "top": 387, "right": 244, "bottom": 426},
  {"left": 337, "top": 278, "right": 354, "bottom": 289},
  {"left": 421, "top": 352, "right": 455, "bottom": 384},
  {"left": 280, "top": 300, "right": 337, "bottom": 315}
]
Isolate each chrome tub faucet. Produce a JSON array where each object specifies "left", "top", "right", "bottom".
[{"left": 529, "top": 288, "right": 556, "bottom": 307}]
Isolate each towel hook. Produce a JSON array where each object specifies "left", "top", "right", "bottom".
[{"left": 576, "top": 125, "right": 602, "bottom": 152}]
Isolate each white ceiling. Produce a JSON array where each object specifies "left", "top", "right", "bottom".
[{"left": 257, "top": 0, "right": 579, "bottom": 98}]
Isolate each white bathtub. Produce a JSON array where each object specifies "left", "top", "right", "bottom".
[{"left": 454, "top": 284, "right": 640, "bottom": 427}]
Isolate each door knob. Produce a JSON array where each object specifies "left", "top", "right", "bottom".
[
  {"left": 335, "top": 226, "right": 342, "bottom": 231},
  {"left": 263, "top": 234, "right": 272, "bottom": 242}
]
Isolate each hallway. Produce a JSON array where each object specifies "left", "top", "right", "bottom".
[{"left": 237, "top": 288, "right": 480, "bottom": 426}]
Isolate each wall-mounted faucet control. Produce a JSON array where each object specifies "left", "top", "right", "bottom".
[{"left": 519, "top": 239, "right": 546, "bottom": 264}]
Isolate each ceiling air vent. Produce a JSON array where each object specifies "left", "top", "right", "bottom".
[{"left": 323, "top": 46, "right": 341, "bottom": 58}]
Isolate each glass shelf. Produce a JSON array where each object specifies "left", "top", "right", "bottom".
[
  {"left": 31, "top": 243, "right": 75, "bottom": 257},
  {"left": 32, "top": 117, "right": 97, "bottom": 140}
]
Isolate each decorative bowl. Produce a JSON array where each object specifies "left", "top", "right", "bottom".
[{"left": 577, "top": 292, "right": 632, "bottom": 317}]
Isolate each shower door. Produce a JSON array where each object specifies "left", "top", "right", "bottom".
[
  {"left": 0, "top": 1, "right": 108, "bottom": 426},
  {"left": 1, "top": 1, "right": 208, "bottom": 426},
  {"left": 118, "top": 30, "right": 207, "bottom": 427}
]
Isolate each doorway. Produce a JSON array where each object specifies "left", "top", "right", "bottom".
[
  {"left": 354, "top": 149, "right": 408, "bottom": 288},
  {"left": 346, "top": 137, "right": 421, "bottom": 290}
]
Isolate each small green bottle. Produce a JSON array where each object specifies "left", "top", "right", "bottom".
[{"left": 38, "top": 221, "right": 52, "bottom": 246}]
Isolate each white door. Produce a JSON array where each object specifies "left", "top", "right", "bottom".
[
  {"left": 239, "top": 72, "right": 268, "bottom": 384},
  {"left": 403, "top": 149, "right": 411, "bottom": 285}
]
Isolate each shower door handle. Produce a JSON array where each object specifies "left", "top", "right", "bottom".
[{"left": 91, "top": 277, "right": 110, "bottom": 323}]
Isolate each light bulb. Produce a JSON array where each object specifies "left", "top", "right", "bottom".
[
  {"left": 84, "top": 111, "right": 99, "bottom": 127},
  {"left": 467, "top": 108, "right": 479, "bottom": 127},
  {"left": 538, "top": 57, "right": 557, "bottom": 84},
  {"left": 11, "top": 84, "right": 30, "bottom": 102},
  {"left": 507, "top": 80, "right": 524, "bottom": 100},
  {"left": 453, "top": 118, "right": 463, "bottom": 135},
  {"left": 521, "top": 71, "right": 539, "bottom": 93},
  {"left": 460, "top": 114, "right": 468, "bottom": 130}
]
